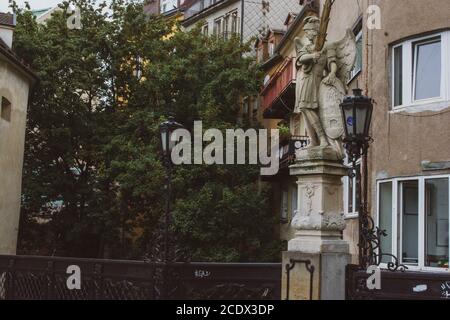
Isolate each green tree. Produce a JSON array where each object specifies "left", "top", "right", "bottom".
[{"left": 14, "top": 0, "right": 281, "bottom": 262}]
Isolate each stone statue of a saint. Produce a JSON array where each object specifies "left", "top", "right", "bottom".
[{"left": 294, "top": 16, "right": 357, "bottom": 160}]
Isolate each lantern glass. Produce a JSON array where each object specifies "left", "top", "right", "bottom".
[
  {"left": 340, "top": 89, "right": 373, "bottom": 140},
  {"left": 160, "top": 117, "right": 184, "bottom": 159},
  {"left": 356, "top": 104, "right": 367, "bottom": 136},
  {"left": 365, "top": 103, "right": 373, "bottom": 137},
  {"left": 169, "top": 130, "right": 179, "bottom": 153},
  {"left": 342, "top": 103, "right": 355, "bottom": 137},
  {"left": 161, "top": 127, "right": 168, "bottom": 154}
]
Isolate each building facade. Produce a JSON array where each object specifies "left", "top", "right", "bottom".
[
  {"left": 0, "top": 13, "right": 37, "bottom": 255},
  {"left": 364, "top": 0, "right": 450, "bottom": 271},
  {"left": 182, "top": 0, "right": 300, "bottom": 44},
  {"left": 144, "top": 0, "right": 192, "bottom": 15},
  {"left": 259, "top": 0, "right": 450, "bottom": 271}
]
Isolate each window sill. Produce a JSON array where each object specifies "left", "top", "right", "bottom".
[
  {"left": 344, "top": 213, "right": 359, "bottom": 220},
  {"left": 391, "top": 99, "right": 450, "bottom": 114},
  {"left": 379, "top": 263, "right": 449, "bottom": 274}
]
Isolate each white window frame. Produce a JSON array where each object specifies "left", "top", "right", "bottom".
[
  {"left": 377, "top": 175, "right": 450, "bottom": 273},
  {"left": 213, "top": 17, "right": 222, "bottom": 38},
  {"left": 202, "top": 23, "right": 209, "bottom": 36},
  {"left": 391, "top": 30, "right": 450, "bottom": 112},
  {"left": 230, "top": 11, "right": 238, "bottom": 35},
  {"left": 268, "top": 41, "right": 275, "bottom": 57},
  {"left": 343, "top": 158, "right": 361, "bottom": 219},
  {"left": 349, "top": 28, "right": 363, "bottom": 82},
  {"left": 281, "top": 189, "right": 289, "bottom": 223},
  {"left": 291, "top": 184, "right": 298, "bottom": 221},
  {"left": 223, "top": 14, "right": 229, "bottom": 39}
]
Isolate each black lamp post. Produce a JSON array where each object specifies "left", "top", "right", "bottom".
[
  {"left": 159, "top": 116, "right": 183, "bottom": 299},
  {"left": 341, "top": 88, "right": 373, "bottom": 162},
  {"left": 340, "top": 89, "right": 374, "bottom": 269}
]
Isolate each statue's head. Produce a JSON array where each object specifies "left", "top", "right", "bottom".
[{"left": 303, "top": 16, "right": 320, "bottom": 41}]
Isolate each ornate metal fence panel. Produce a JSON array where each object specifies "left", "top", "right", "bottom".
[
  {"left": 346, "top": 264, "right": 450, "bottom": 300},
  {"left": 175, "top": 263, "right": 281, "bottom": 300},
  {"left": 0, "top": 255, "right": 281, "bottom": 300}
]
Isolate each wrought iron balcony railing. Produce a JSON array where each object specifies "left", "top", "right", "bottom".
[
  {"left": 260, "top": 58, "right": 297, "bottom": 119},
  {"left": 278, "top": 135, "right": 310, "bottom": 170}
]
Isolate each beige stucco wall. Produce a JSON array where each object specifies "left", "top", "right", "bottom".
[
  {"left": 365, "top": 0, "right": 450, "bottom": 266},
  {"left": 0, "top": 58, "right": 31, "bottom": 255},
  {"left": 369, "top": 0, "right": 450, "bottom": 178},
  {"left": 318, "top": 0, "right": 450, "bottom": 263}
]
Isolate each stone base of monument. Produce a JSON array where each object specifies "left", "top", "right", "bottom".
[
  {"left": 282, "top": 245, "right": 350, "bottom": 300},
  {"left": 282, "top": 147, "right": 350, "bottom": 300}
]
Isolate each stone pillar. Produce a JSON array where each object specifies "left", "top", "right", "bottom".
[{"left": 282, "top": 148, "right": 350, "bottom": 300}]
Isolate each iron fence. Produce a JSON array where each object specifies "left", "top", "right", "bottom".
[
  {"left": 0, "top": 255, "right": 281, "bottom": 300},
  {"left": 346, "top": 264, "right": 450, "bottom": 300}
]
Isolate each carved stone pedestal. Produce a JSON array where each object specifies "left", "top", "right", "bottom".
[{"left": 282, "top": 148, "right": 350, "bottom": 300}]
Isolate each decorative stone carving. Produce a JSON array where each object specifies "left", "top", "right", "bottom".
[
  {"left": 305, "top": 184, "right": 317, "bottom": 216},
  {"left": 283, "top": 2, "right": 353, "bottom": 301},
  {"left": 294, "top": 16, "right": 356, "bottom": 160}
]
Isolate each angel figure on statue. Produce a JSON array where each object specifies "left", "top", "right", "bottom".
[{"left": 294, "top": 15, "right": 356, "bottom": 159}]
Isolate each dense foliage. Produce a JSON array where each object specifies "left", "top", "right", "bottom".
[{"left": 13, "top": 0, "right": 281, "bottom": 262}]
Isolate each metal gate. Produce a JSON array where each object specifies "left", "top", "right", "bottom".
[
  {"left": 346, "top": 264, "right": 450, "bottom": 300},
  {"left": 0, "top": 255, "right": 281, "bottom": 300}
]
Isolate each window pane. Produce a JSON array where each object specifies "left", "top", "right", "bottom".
[
  {"left": 400, "top": 181, "right": 419, "bottom": 265},
  {"left": 414, "top": 38, "right": 441, "bottom": 100},
  {"left": 347, "top": 176, "right": 354, "bottom": 213},
  {"left": 355, "top": 33, "right": 362, "bottom": 72},
  {"left": 281, "top": 190, "right": 288, "bottom": 221},
  {"left": 393, "top": 46, "right": 403, "bottom": 106},
  {"left": 355, "top": 163, "right": 361, "bottom": 213},
  {"left": 350, "top": 30, "right": 362, "bottom": 79},
  {"left": 379, "top": 182, "right": 393, "bottom": 263},
  {"left": 425, "top": 179, "right": 449, "bottom": 268},
  {"left": 291, "top": 185, "right": 298, "bottom": 218}
]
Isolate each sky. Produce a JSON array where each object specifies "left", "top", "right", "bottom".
[
  {"left": 1, "top": 1, "right": 63, "bottom": 12},
  {"left": 0, "top": 0, "right": 114, "bottom": 13}
]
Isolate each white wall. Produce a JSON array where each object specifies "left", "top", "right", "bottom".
[
  {"left": 161, "top": 0, "right": 178, "bottom": 13},
  {"left": 0, "top": 59, "right": 31, "bottom": 255},
  {"left": 0, "top": 27, "right": 13, "bottom": 48},
  {"left": 185, "top": 1, "right": 242, "bottom": 35}
]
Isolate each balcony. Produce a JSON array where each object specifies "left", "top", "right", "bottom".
[
  {"left": 278, "top": 135, "right": 310, "bottom": 171},
  {"left": 260, "top": 58, "right": 296, "bottom": 119}
]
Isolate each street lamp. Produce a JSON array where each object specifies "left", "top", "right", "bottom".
[
  {"left": 340, "top": 88, "right": 373, "bottom": 163},
  {"left": 160, "top": 116, "right": 184, "bottom": 166},
  {"left": 159, "top": 116, "right": 184, "bottom": 299},
  {"left": 340, "top": 89, "right": 374, "bottom": 269},
  {"left": 340, "top": 89, "right": 407, "bottom": 272}
]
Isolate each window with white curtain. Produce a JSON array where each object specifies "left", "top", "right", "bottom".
[
  {"left": 291, "top": 184, "right": 298, "bottom": 219},
  {"left": 281, "top": 189, "right": 288, "bottom": 223},
  {"left": 377, "top": 176, "right": 450, "bottom": 271},
  {"left": 349, "top": 18, "right": 363, "bottom": 81},
  {"left": 392, "top": 31, "right": 450, "bottom": 110},
  {"left": 343, "top": 157, "right": 361, "bottom": 218}
]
